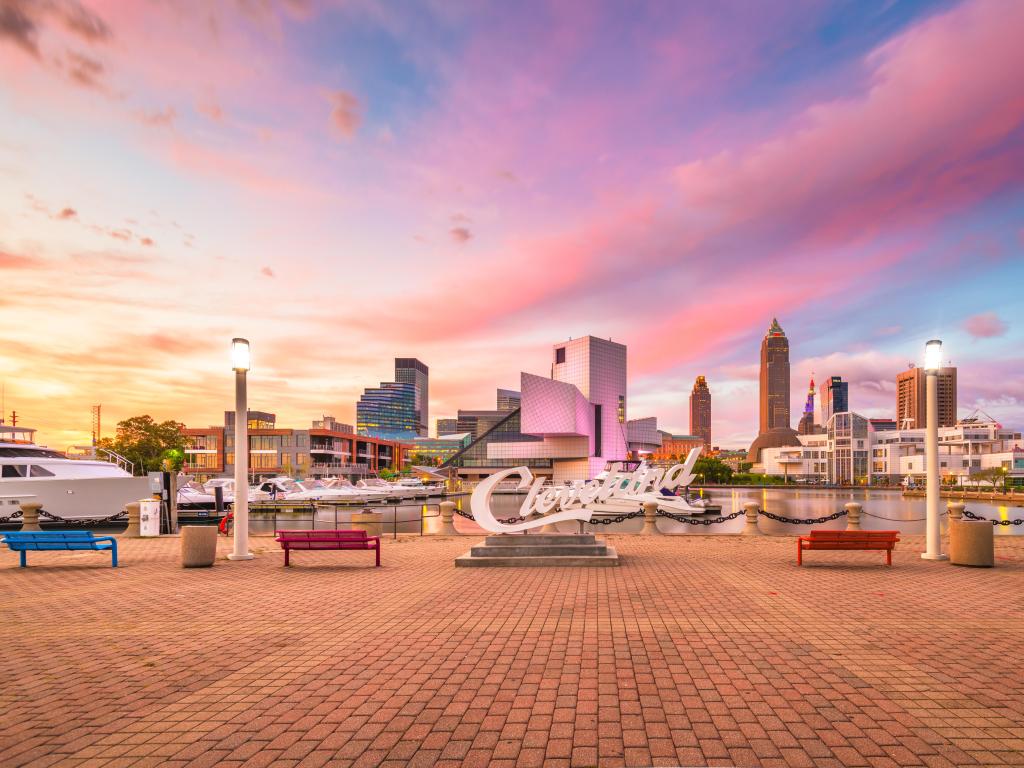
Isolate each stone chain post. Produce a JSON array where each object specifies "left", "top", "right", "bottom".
[
  {"left": 19, "top": 502, "right": 42, "bottom": 532},
  {"left": 844, "top": 502, "right": 862, "bottom": 531},
  {"left": 641, "top": 501, "right": 660, "bottom": 535},
  {"left": 124, "top": 501, "right": 141, "bottom": 537},
  {"left": 742, "top": 502, "right": 761, "bottom": 535},
  {"left": 947, "top": 501, "right": 965, "bottom": 520},
  {"left": 439, "top": 501, "right": 457, "bottom": 535}
]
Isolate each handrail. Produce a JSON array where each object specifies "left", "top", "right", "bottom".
[{"left": 241, "top": 501, "right": 440, "bottom": 540}]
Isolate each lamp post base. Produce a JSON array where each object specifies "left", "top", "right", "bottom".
[
  {"left": 227, "top": 552, "right": 255, "bottom": 561},
  {"left": 920, "top": 552, "right": 949, "bottom": 561}
]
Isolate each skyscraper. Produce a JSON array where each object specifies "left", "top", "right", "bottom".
[
  {"left": 356, "top": 381, "right": 418, "bottom": 439},
  {"left": 798, "top": 376, "right": 816, "bottom": 435},
  {"left": 896, "top": 365, "right": 957, "bottom": 429},
  {"left": 435, "top": 418, "right": 458, "bottom": 437},
  {"left": 689, "top": 375, "right": 711, "bottom": 448},
  {"left": 497, "top": 388, "right": 521, "bottom": 411},
  {"left": 394, "top": 358, "right": 428, "bottom": 436},
  {"left": 759, "top": 318, "right": 790, "bottom": 434},
  {"left": 820, "top": 375, "right": 849, "bottom": 425}
]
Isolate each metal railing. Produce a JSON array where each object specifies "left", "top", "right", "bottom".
[{"left": 241, "top": 501, "right": 441, "bottom": 539}]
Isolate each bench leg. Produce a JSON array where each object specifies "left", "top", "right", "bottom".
[
  {"left": 19, "top": 550, "right": 26, "bottom": 568},
  {"left": 111, "top": 541, "right": 118, "bottom": 568},
  {"left": 886, "top": 549, "right": 892, "bottom": 567},
  {"left": 284, "top": 548, "right": 290, "bottom": 567},
  {"left": 797, "top": 542, "right": 802, "bottom": 566},
  {"left": 375, "top": 545, "right": 380, "bottom": 567}
]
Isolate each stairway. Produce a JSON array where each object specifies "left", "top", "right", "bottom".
[{"left": 454, "top": 533, "right": 619, "bottom": 567}]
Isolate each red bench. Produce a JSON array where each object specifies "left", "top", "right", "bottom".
[
  {"left": 275, "top": 530, "right": 381, "bottom": 567},
  {"left": 797, "top": 530, "right": 900, "bottom": 566}
]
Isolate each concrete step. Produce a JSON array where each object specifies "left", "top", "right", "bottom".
[
  {"left": 470, "top": 544, "right": 608, "bottom": 558},
  {"left": 482, "top": 534, "right": 596, "bottom": 547},
  {"left": 455, "top": 547, "right": 619, "bottom": 568}
]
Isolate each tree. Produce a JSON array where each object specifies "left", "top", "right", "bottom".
[
  {"left": 972, "top": 467, "right": 1007, "bottom": 489},
  {"left": 692, "top": 456, "right": 733, "bottom": 485},
  {"left": 98, "top": 415, "right": 187, "bottom": 475}
]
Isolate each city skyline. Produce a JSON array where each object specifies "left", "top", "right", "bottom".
[{"left": 1, "top": 0, "right": 1022, "bottom": 450}]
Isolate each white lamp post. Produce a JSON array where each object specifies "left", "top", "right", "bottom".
[
  {"left": 921, "top": 339, "right": 948, "bottom": 561},
  {"left": 228, "top": 338, "right": 254, "bottom": 561}
]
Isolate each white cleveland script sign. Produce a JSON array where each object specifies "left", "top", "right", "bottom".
[{"left": 468, "top": 447, "right": 701, "bottom": 534}]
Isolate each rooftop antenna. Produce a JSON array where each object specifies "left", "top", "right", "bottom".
[
  {"left": 91, "top": 405, "right": 102, "bottom": 446},
  {"left": 1, "top": 382, "right": 4, "bottom": 425}
]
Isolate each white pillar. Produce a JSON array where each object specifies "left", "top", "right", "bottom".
[
  {"left": 228, "top": 369, "right": 254, "bottom": 560},
  {"left": 921, "top": 368, "right": 947, "bottom": 560}
]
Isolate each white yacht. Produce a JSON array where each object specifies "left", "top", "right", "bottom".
[
  {"left": 396, "top": 477, "right": 445, "bottom": 497},
  {"left": 355, "top": 477, "right": 416, "bottom": 501},
  {"left": 254, "top": 476, "right": 385, "bottom": 504},
  {"left": 0, "top": 431, "right": 151, "bottom": 522}
]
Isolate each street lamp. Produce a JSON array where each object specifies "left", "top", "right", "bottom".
[
  {"left": 228, "top": 338, "right": 254, "bottom": 561},
  {"left": 921, "top": 339, "right": 947, "bottom": 561}
]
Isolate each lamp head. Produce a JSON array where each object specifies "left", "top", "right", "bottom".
[
  {"left": 231, "top": 338, "right": 251, "bottom": 372},
  {"left": 924, "top": 339, "right": 942, "bottom": 373}
]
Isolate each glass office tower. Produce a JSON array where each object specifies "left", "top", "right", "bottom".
[
  {"left": 356, "top": 381, "right": 418, "bottom": 440},
  {"left": 395, "top": 358, "right": 429, "bottom": 436}
]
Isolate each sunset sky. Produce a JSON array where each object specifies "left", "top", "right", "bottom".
[{"left": 1, "top": 0, "right": 1022, "bottom": 451}]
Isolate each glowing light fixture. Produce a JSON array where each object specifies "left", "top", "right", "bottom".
[
  {"left": 231, "top": 337, "right": 251, "bottom": 372},
  {"left": 924, "top": 339, "right": 942, "bottom": 373}
]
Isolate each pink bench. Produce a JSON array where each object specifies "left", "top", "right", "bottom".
[{"left": 274, "top": 530, "right": 380, "bottom": 567}]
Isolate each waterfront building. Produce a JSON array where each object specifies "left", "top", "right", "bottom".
[
  {"left": 757, "top": 414, "right": 1022, "bottom": 486},
  {"left": 185, "top": 413, "right": 409, "bottom": 481},
  {"left": 443, "top": 335, "right": 628, "bottom": 482},
  {"left": 456, "top": 409, "right": 508, "bottom": 440},
  {"left": 797, "top": 376, "right": 817, "bottom": 435},
  {"left": 652, "top": 433, "right": 704, "bottom": 462},
  {"left": 435, "top": 418, "right": 458, "bottom": 437},
  {"left": 759, "top": 318, "right": 790, "bottom": 433},
  {"left": 896, "top": 364, "right": 957, "bottom": 429},
  {"left": 869, "top": 418, "right": 897, "bottom": 432},
  {"left": 497, "top": 389, "right": 521, "bottom": 411},
  {"left": 356, "top": 381, "right": 418, "bottom": 440},
  {"left": 820, "top": 376, "right": 848, "bottom": 426},
  {"left": 689, "top": 376, "right": 711, "bottom": 447},
  {"left": 395, "top": 358, "right": 429, "bottom": 436},
  {"left": 627, "top": 417, "right": 662, "bottom": 456},
  {"left": 406, "top": 433, "right": 471, "bottom": 465}
]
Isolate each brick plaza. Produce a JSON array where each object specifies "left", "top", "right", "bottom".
[{"left": 1, "top": 532, "right": 1023, "bottom": 768}]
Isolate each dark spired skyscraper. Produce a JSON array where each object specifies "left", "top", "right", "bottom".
[
  {"left": 798, "top": 375, "right": 816, "bottom": 435},
  {"left": 759, "top": 318, "right": 790, "bottom": 434},
  {"left": 689, "top": 375, "right": 712, "bottom": 448}
]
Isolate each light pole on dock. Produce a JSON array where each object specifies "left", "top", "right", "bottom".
[
  {"left": 228, "top": 338, "right": 254, "bottom": 561},
  {"left": 921, "top": 339, "right": 948, "bottom": 561}
]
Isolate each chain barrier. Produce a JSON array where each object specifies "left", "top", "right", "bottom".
[
  {"left": 452, "top": 508, "right": 525, "bottom": 525},
  {"left": 587, "top": 510, "right": 646, "bottom": 525},
  {"left": 0, "top": 510, "right": 24, "bottom": 524},
  {"left": 962, "top": 509, "right": 1024, "bottom": 526},
  {"left": 757, "top": 509, "right": 848, "bottom": 525},
  {"left": 37, "top": 509, "right": 129, "bottom": 527},
  {"left": 861, "top": 510, "right": 928, "bottom": 522},
  {"left": 657, "top": 509, "right": 745, "bottom": 525}
]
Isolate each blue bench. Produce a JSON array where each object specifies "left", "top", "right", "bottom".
[{"left": 2, "top": 531, "right": 118, "bottom": 568}]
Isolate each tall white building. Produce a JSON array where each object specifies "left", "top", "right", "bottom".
[{"left": 461, "top": 336, "right": 630, "bottom": 482}]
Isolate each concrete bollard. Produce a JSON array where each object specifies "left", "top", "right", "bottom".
[
  {"left": 123, "top": 502, "right": 141, "bottom": 537},
  {"left": 742, "top": 502, "right": 761, "bottom": 535},
  {"left": 947, "top": 501, "right": 965, "bottom": 520},
  {"left": 439, "top": 501, "right": 458, "bottom": 535},
  {"left": 180, "top": 525, "right": 218, "bottom": 567},
  {"left": 844, "top": 502, "right": 862, "bottom": 531},
  {"left": 641, "top": 501, "right": 660, "bottom": 535},
  {"left": 19, "top": 502, "right": 42, "bottom": 532}
]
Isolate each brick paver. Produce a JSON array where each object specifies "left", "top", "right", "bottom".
[{"left": 1, "top": 532, "right": 1022, "bottom": 767}]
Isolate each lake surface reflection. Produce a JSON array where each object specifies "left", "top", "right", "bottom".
[{"left": 449, "top": 488, "right": 1024, "bottom": 537}]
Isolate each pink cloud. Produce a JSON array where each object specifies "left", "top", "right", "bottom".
[
  {"left": 328, "top": 90, "right": 360, "bottom": 138},
  {"left": 449, "top": 226, "right": 471, "bottom": 244},
  {"left": 964, "top": 312, "right": 1008, "bottom": 339},
  {"left": 260, "top": 266, "right": 275, "bottom": 277}
]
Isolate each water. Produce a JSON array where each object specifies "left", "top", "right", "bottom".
[
  {"left": 452, "top": 488, "right": 1024, "bottom": 537},
  {"left": 31, "top": 489, "right": 1023, "bottom": 536}
]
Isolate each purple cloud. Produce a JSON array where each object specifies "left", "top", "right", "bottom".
[{"left": 964, "top": 312, "right": 1008, "bottom": 339}]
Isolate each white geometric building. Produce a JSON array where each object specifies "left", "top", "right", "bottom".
[
  {"left": 758, "top": 414, "right": 1023, "bottom": 486},
  {"left": 482, "top": 336, "right": 629, "bottom": 482}
]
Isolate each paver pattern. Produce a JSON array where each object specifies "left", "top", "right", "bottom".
[{"left": 1, "top": 531, "right": 1023, "bottom": 768}]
